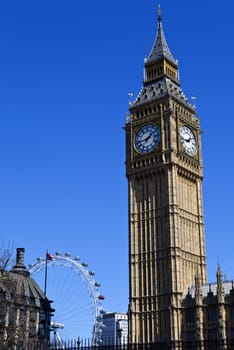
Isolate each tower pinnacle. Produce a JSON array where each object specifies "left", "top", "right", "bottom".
[
  {"left": 157, "top": 4, "right": 162, "bottom": 22},
  {"left": 146, "top": 5, "right": 176, "bottom": 65}
]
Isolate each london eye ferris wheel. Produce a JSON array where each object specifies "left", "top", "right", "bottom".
[{"left": 28, "top": 251, "right": 105, "bottom": 345}]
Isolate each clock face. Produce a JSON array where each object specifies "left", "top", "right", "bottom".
[
  {"left": 135, "top": 124, "right": 160, "bottom": 154},
  {"left": 180, "top": 125, "right": 197, "bottom": 156}
]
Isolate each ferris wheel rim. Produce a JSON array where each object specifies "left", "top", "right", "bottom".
[{"left": 28, "top": 252, "right": 104, "bottom": 345}]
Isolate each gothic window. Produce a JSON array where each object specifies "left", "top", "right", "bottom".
[
  {"left": 185, "top": 309, "right": 195, "bottom": 324},
  {"left": 29, "top": 322, "right": 36, "bottom": 337},
  {"left": 229, "top": 306, "right": 234, "bottom": 320},
  {"left": 207, "top": 307, "right": 217, "bottom": 322},
  {"left": 20, "top": 306, "right": 25, "bottom": 318},
  {"left": 9, "top": 304, "right": 15, "bottom": 323},
  {"left": 30, "top": 296, "right": 36, "bottom": 305},
  {"left": 186, "top": 331, "right": 196, "bottom": 349},
  {"left": 208, "top": 329, "right": 217, "bottom": 340},
  {"left": 230, "top": 328, "right": 234, "bottom": 339},
  {"left": 186, "top": 331, "right": 195, "bottom": 341},
  {"left": 207, "top": 329, "right": 218, "bottom": 350}
]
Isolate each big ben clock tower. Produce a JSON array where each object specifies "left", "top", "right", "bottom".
[{"left": 126, "top": 7, "right": 207, "bottom": 344}]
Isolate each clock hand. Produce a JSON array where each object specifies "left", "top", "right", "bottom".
[
  {"left": 136, "top": 134, "right": 151, "bottom": 145},
  {"left": 182, "top": 133, "right": 190, "bottom": 141},
  {"left": 181, "top": 135, "right": 191, "bottom": 143},
  {"left": 141, "top": 133, "right": 153, "bottom": 143}
]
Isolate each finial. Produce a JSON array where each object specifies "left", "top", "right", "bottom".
[
  {"left": 157, "top": 4, "right": 162, "bottom": 22},
  {"left": 16, "top": 248, "right": 25, "bottom": 266},
  {"left": 11, "top": 247, "right": 29, "bottom": 277}
]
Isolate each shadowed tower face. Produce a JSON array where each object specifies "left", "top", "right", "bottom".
[{"left": 125, "top": 6, "right": 207, "bottom": 344}]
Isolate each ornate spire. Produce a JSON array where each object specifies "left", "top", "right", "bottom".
[
  {"left": 195, "top": 273, "right": 203, "bottom": 305},
  {"left": 216, "top": 264, "right": 224, "bottom": 303},
  {"left": 146, "top": 5, "right": 177, "bottom": 65}
]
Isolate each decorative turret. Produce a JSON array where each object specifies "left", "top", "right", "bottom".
[
  {"left": 195, "top": 273, "right": 203, "bottom": 306},
  {"left": 216, "top": 264, "right": 226, "bottom": 342},
  {"left": 216, "top": 264, "right": 225, "bottom": 303},
  {"left": 194, "top": 274, "right": 204, "bottom": 344}
]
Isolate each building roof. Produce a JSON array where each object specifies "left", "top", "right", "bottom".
[
  {"left": 130, "top": 77, "right": 195, "bottom": 111},
  {"left": 102, "top": 312, "right": 128, "bottom": 320},
  {"left": 146, "top": 5, "right": 177, "bottom": 66},
  {"left": 1, "top": 248, "right": 48, "bottom": 308},
  {"left": 189, "top": 281, "right": 233, "bottom": 298},
  {"left": 8, "top": 271, "right": 46, "bottom": 306},
  {"left": 130, "top": 6, "right": 195, "bottom": 112}
]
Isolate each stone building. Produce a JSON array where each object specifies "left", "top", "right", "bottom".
[
  {"left": 0, "top": 248, "right": 53, "bottom": 349},
  {"left": 182, "top": 266, "right": 234, "bottom": 347},
  {"left": 126, "top": 6, "right": 234, "bottom": 348}
]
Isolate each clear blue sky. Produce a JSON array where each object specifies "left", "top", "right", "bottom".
[{"left": 0, "top": 0, "right": 233, "bottom": 325}]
